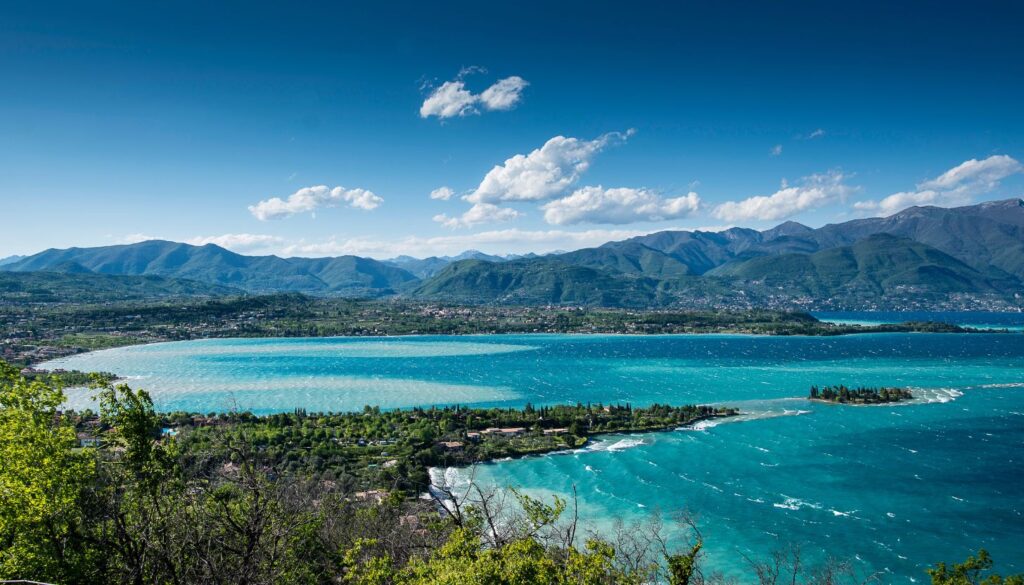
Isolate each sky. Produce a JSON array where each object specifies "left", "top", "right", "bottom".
[{"left": 1, "top": 0, "right": 1023, "bottom": 259}]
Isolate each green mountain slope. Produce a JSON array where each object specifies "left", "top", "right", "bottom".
[
  {"left": 410, "top": 259, "right": 665, "bottom": 307},
  {"left": 708, "top": 234, "right": 1015, "bottom": 298},
  {"left": 555, "top": 242, "right": 695, "bottom": 277},
  {"left": 810, "top": 198, "right": 1024, "bottom": 279},
  {"left": 0, "top": 271, "right": 241, "bottom": 303}
]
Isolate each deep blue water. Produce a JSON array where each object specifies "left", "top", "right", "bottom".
[{"left": 42, "top": 332, "right": 1024, "bottom": 580}]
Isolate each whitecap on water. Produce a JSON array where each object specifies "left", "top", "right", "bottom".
[
  {"left": 773, "top": 496, "right": 823, "bottom": 512},
  {"left": 906, "top": 388, "right": 963, "bottom": 405},
  {"left": 587, "top": 438, "right": 646, "bottom": 452}
]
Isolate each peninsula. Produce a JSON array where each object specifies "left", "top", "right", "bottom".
[{"left": 70, "top": 397, "right": 737, "bottom": 494}]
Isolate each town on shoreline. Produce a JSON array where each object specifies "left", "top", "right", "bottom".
[{"left": 1, "top": 293, "right": 996, "bottom": 371}]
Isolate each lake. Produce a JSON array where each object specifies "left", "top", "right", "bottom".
[{"left": 42, "top": 331, "right": 1024, "bottom": 581}]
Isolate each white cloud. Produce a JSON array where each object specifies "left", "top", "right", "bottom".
[
  {"left": 714, "top": 171, "right": 855, "bottom": 222},
  {"left": 433, "top": 203, "right": 522, "bottom": 229},
  {"left": 854, "top": 155, "right": 1023, "bottom": 215},
  {"left": 430, "top": 186, "right": 455, "bottom": 201},
  {"left": 918, "top": 154, "right": 1022, "bottom": 191},
  {"left": 117, "top": 233, "right": 161, "bottom": 244},
  {"left": 419, "top": 75, "right": 528, "bottom": 119},
  {"left": 186, "top": 234, "right": 286, "bottom": 254},
  {"left": 467, "top": 130, "right": 634, "bottom": 204},
  {"left": 479, "top": 76, "right": 528, "bottom": 110},
  {"left": 542, "top": 186, "right": 701, "bottom": 225},
  {"left": 419, "top": 81, "right": 478, "bottom": 119},
  {"left": 770, "top": 144, "right": 783, "bottom": 156},
  {"left": 807, "top": 128, "right": 826, "bottom": 139},
  {"left": 249, "top": 185, "right": 383, "bottom": 221}
]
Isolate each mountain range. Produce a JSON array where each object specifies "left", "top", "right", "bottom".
[
  {"left": 3, "top": 199, "right": 1024, "bottom": 309},
  {"left": 2, "top": 240, "right": 417, "bottom": 296}
]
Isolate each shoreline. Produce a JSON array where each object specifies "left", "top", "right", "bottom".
[
  {"left": 808, "top": 397, "right": 911, "bottom": 406},
  {"left": 425, "top": 411, "right": 737, "bottom": 471},
  {"left": 807, "top": 396, "right": 919, "bottom": 407}
]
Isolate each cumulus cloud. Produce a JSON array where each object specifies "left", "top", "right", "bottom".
[
  {"left": 854, "top": 155, "right": 1023, "bottom": 215},
  {"left": 918, "top": 154, "right": 1022, "bottom": 191},
  {"left": 542, "top": 186, "right": 701, "bottom": 225},
  {"left": 116, "top": 233, "right": 161, "bottom": 244},
  {"left": 713, "top": 171, "right": 855, "bottom": 222},
  {"left": 433, "top": 203, "right": 521, "bottom": 229},
  {"left": 430, "top": 186, "right": 455, "bottom": 201},
  {"left": 479, "top": 76, "right": 529, "bottom": 110},
  {"left": 467, "top": 130, "right": 634, "bottom": 205},
  {"left": 807, "top": 128, "right": 826, "bottom": 139},
  {"left": 186, "top": 234, "right": 286, "bottom": 254},
  {"left": 770, "top": 144, "right": 783, "bottom": 156},
  {"left": 419, "top": 81, "right": 478, "bottom": 119},
  {"left": 249, "top": 185, "right": 383, "bottom": 221},
  {"left": 419, "top": 75, "right": 528, "bottom": 119}
]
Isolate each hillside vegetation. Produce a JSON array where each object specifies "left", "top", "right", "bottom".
[{"left": 2, "top": 364, "right": 1021, "bottom": 584}]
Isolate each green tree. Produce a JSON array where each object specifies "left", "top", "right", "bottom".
[
  {"left": 0, "top": 361, "right": 96, "bottom": 581},
  {"left": 91, "top": 378, "right": 183, "bottom": 584},
  {"left": 928, "top": 549, "right": 1024, "bottom": 585}
]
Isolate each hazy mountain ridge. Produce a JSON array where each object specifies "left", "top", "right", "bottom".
[
  {"left": 3, "top": 199, "right": 1023, "bottom": 308},
  {"left": 2, "top": 240, "right": 417, "bottom": 296}
]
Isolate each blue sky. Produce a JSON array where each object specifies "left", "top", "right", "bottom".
[{"left": 2, "top": 0, "right": 1022, "bottom": 258}]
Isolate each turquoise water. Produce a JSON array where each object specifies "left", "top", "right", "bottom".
[{"left": 42, "top": 333, "right": 1024, "bottom": 580}]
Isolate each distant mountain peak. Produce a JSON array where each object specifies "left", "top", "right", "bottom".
[
  {"left": 0, "top": 254, "right": 25, "bottom": 267},
  {"left": 977, "top": 197, "right": 1024, "bottom": 209},
  {"left": 762, "top": 220, "right": 814, "bottom": 240}
]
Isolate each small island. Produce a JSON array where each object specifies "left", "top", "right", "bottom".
[{"left": 809, "top": 384, "right": 914, "bottom": 404}]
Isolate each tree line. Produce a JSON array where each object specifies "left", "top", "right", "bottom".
[{"left": 1, "top": 361, "right": 1019, "bottom": 584}]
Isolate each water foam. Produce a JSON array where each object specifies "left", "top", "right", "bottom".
[
  {"left": 773, "top": 496, "right": 823, "bottom": 512},
  {"left": 588, "top": 438, "right": 647, "bottom": 452},
  {"left": 906, "top": 388, "right": 963, "bottom": 405}
]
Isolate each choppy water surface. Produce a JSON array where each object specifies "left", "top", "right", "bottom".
[{"left": 43, "top": 332, "right": 1024, "bottom": 580}]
